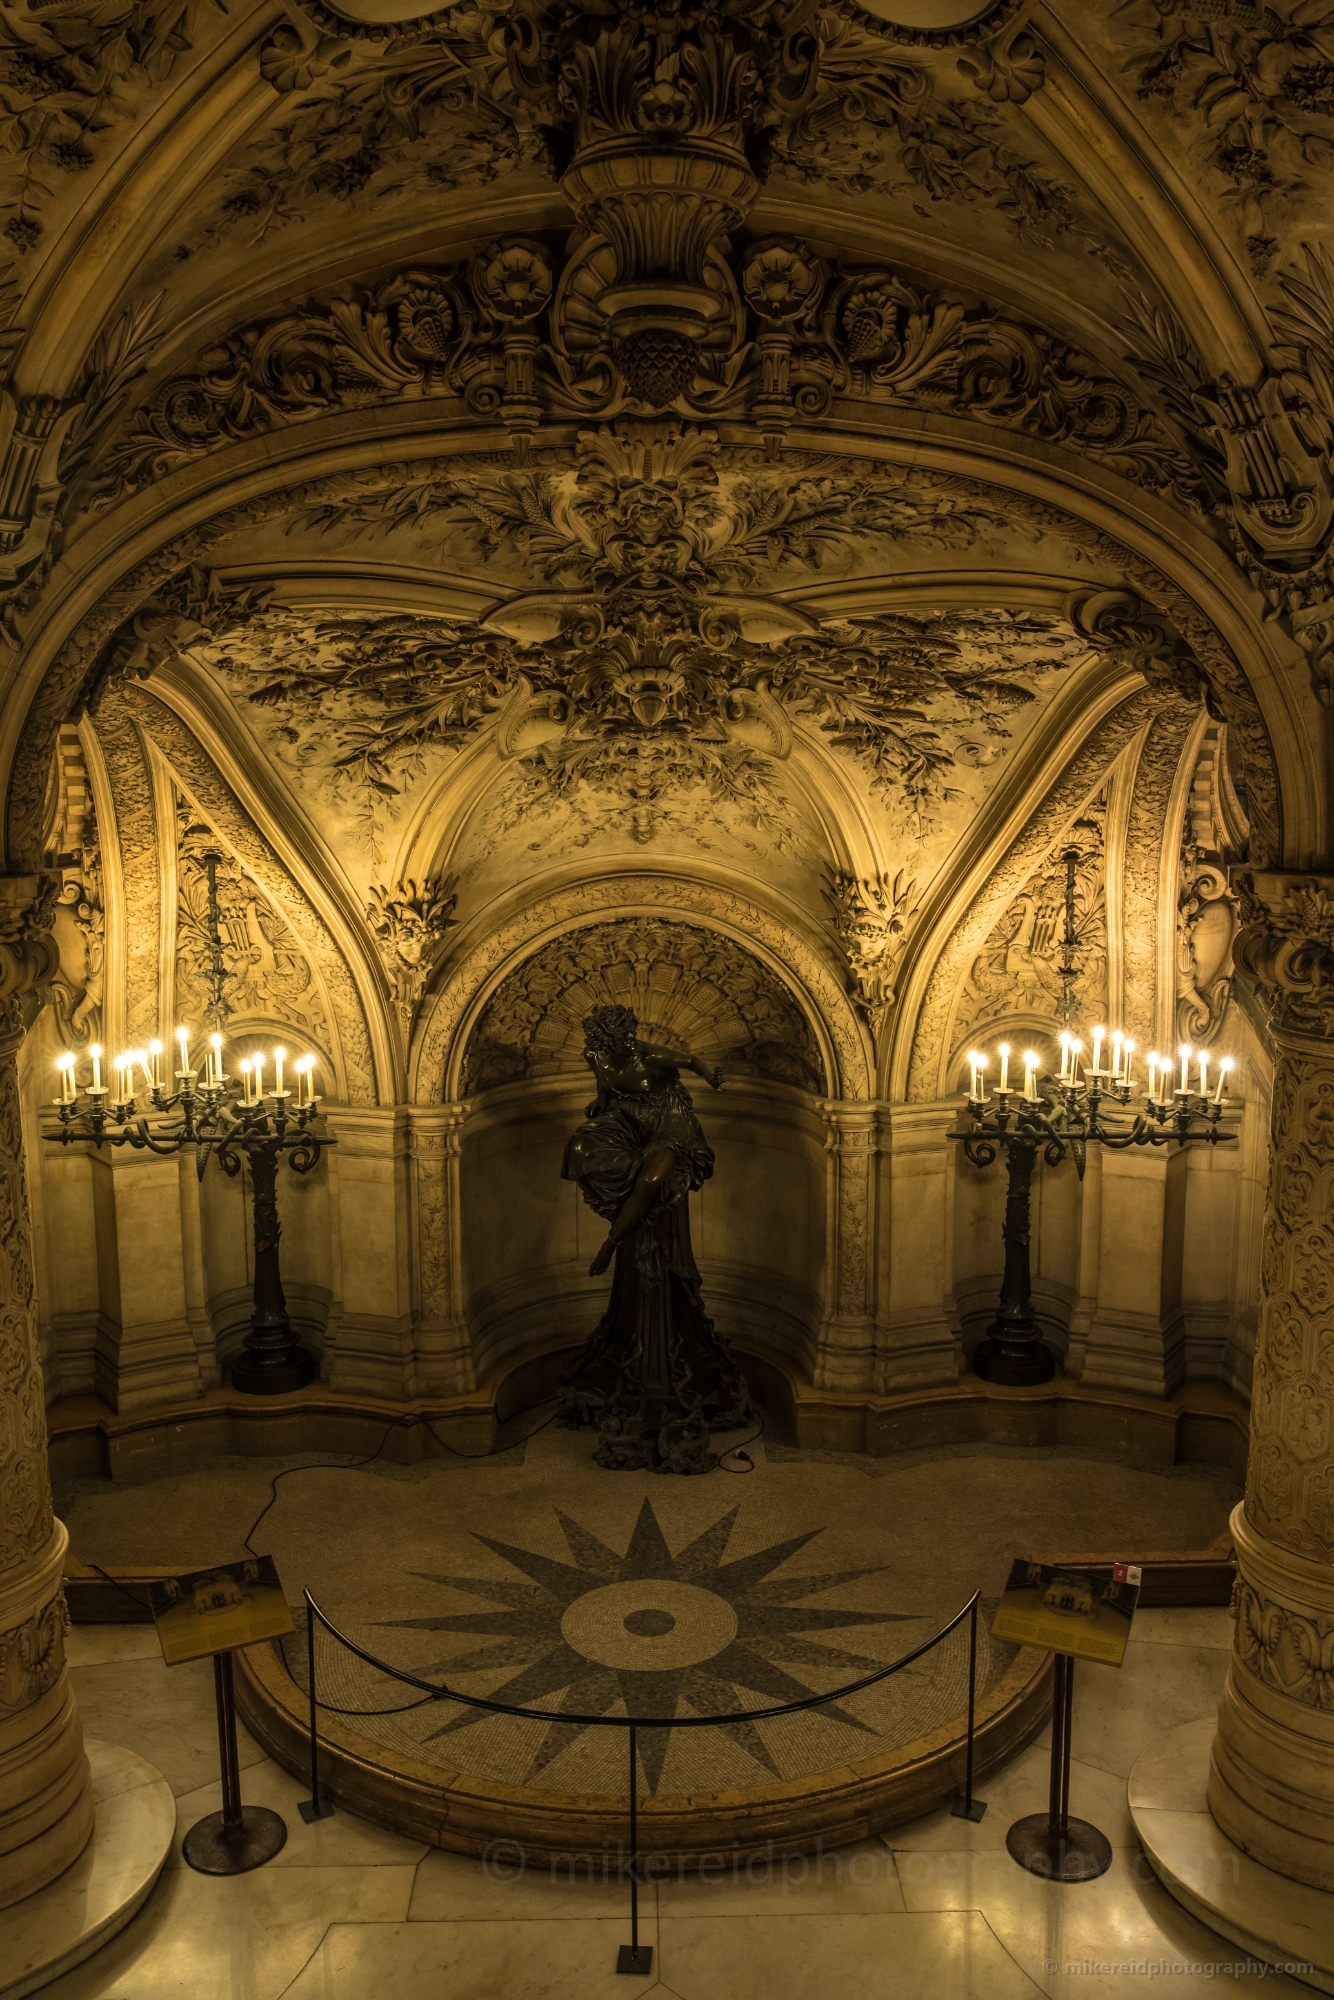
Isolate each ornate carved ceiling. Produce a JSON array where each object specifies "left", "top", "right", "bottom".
[{"left": 0, "top": 0, "right": 1330, "bottom": 1101}]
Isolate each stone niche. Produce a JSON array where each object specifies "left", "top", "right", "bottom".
[{"left": 458, "top": 917, "right": 828, "bottom": 1383}]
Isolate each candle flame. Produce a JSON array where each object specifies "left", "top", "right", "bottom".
[{"left": 1023, "top": 1050, "right": 1038, "bottom": 1066}]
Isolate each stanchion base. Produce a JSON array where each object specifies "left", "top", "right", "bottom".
[
  {"left": 951, "top": 1794, "right": 988, "bottom": 1822},
  {"left": 298, "top": 1797, "right": 335, "bottom": 1823},
  {"left": 970, "top": 1337, "right": 1056, "bottom": 1386},
  {"left": 616, "top": 1945, "right": 653, "bottom": 1975},
  {"left": 230, "top": 1348, "right": 320, "bottom": 1396},
  {"left": 1006, "top": 1813, "right": 1112, "bottom": 1881},
  {"left": 183, "top": 1805, "right": 288, "bottom": 1875}
]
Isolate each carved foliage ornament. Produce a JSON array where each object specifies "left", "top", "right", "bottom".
[
  {"left": 825, "top": 869, "right": 919, "bottom": 1042},
  {"left": 203, "top": 424, "right": 1087, "bottom": 851},
  {"left": 365, "top": 876, "right": 457, "bottom": 1026},
  {"left": 462, "top": 915, "right": 823, "bottom": 1096},
  {"left": 99, "top": 241, "right": 1201, "bottom": 504},
  {"left": 1234, "top": 868, "right": 1334, "bottom": 1041},
  {"left": 0, "top": 1001, "right": 54, "bottom": 1572}
]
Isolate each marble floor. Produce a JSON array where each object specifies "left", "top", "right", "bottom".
[
  {"left": 32, "top": 1604, "right": 1320, "bottom": 2000},
  {"left": 56, "top": 1427, "right": 1239, "bottom": 1800}
]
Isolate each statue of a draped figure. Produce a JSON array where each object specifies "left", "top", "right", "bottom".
[{"left": 557, "top": 1003, "right": 753, "bottom": 1473}]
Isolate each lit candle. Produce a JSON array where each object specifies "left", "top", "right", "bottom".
[
  {"left": 1123, "top": 1039, "right": 1135, "bottom": 1089},
  {"left": 239, "top": 1058, "right": 252, "bottom": 1105},
  {"left": 1070, "top": 1037, "right": 1083, "bottom": 1085},
  {"left": 976, "top": 1054, "right": 988, "bottom": 1101},
  {"left": 253, "top": 1052, "right": 265, "bottom": 1103},
  {"left": 176, "top": 1025, "right": 190, "bottom": 1075},
  {"left": 89, "top": 1043, "right": 103, "bottom": 1093},
  {"left": 1147, "top": 1052, "right": 1160, "bottom": 1102},
  {"left": 208, "top": 1033, "right": 222, "bottom": 1088},
  {"left": 57, "top": 1053, "right": 75, "bottom": 1104},
  {"left": 1197, "top": 1049, "right": 1210, "bottom": 1099},
  {"left": 1092, "top": 1025, "right": 1104, "bottom": 1074},
  {"left": 1023, "top": 1050, "right": 1038, "bottom": 1100},
  {"left": 998, "top": 1043, "right": 1010, "bottom": 1093},
  {"left": 274, "top": 1047, "right": 286, "bottom": 1097},
  {"left": 1178, "top": 1044, "right": 1191, "bottom": 1094},
  {"left": 967, "top": 1050, "right": 978, "bottom": 1100},
  {"left": 115, "top": 1055, "right": 132, "bottom": 1104},
  {"left": 1215, "top": 1057, "right": 1233, "bottom": 1104},
  {"left": 1110, "top": 1030, "right": 1124, "bottom": 1081},
  {"left": 148, "top": 1039, "right": 163, "bottom": 1090},
  {"left": 307, "top": 1057, "right": 318, "bottom": 1102},
  {"left": 1059, "top": 1031, "right": 1071, "bottom": 1082}
]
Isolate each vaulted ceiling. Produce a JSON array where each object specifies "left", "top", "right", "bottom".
[{"left": 3, "top": 0, "right": 1331, "bottom": 1097}]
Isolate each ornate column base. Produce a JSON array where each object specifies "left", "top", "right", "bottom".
[
  {"left": 0, "top": 1519, "right": 94, "bottom": 1910},
  {"left": 1209, "top": 1503, "right": 1334, "bottom": 1893}
]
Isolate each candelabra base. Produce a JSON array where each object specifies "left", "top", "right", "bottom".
[
  {"left": 970, "top": 1333, "right": 1057, "bottom": 1387},
  {"left": 229, "top": 1347, "right": 320, "bottom": 1396}
]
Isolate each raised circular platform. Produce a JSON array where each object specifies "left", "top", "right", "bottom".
[
  {"left": 1129, "top": 1719, "right": 1334, "bottom": 1996},
  {"left": 235, "top": 1624, "right": 1050, "bottom": 1864},
  {"left": 3, "top": 1739, "right": 174, "bottom": 2000}
]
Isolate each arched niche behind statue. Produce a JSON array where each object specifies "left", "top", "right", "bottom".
[{"left": 455, "top": 916, "right": 830, "bottom": 1386}]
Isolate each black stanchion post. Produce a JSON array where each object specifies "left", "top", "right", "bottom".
[
  {"left": 616, "top": 1724, "right": 652, "bottom": 1976},
  {"left": 299, "top": 1594, "right": 335, "bottom": 1824},
  {"left": 183, "top": 1650, "right": 289, "bottom": 1874},
  {"left": 951, "top": 1593, "right": 987, "bottom": 1822},
  {"left": 1005, "top": 1651, "right": 1112, "bottom": 1882}
]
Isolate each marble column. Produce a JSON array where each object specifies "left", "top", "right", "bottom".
[
  {"left": 1210, "top": 880, "right": 1334, "bottom": 1890},
  {"left": 0, "top": 997, "right": 93, "bottom": 1907},
  {"left": 814, "top": 1100, "right": 876, "bottom": 1392}
]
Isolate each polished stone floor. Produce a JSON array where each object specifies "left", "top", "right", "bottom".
[
  {"left": 37, "top": 1605, "right": 1319, "bottom": 1999},
  {"left": 58, "top": 1425, "right": 1238, "bottom": 1798}
]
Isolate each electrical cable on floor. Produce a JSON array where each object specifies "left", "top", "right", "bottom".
[
  {"left": 242, "top": 1395, "right": 559, "bottom": 1557},
  {"left": 715, "top": 1407, "right": 765, "bottom": 1473}
]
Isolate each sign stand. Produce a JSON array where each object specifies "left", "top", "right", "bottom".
[
  {"left": 182, "top": 1650, "right": 288, "bottom": 1875},
  {"left": 1005, "top": 1653, "right": 1111, "bottom": 1882}
]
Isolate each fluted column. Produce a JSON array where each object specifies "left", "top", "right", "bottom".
[
  {"left": 1209, "top": 878, "right": 1334, "bottom": 1889},
  {"left": 814, "top": 1100, "right": 877, "bottom": 1392},
  {"left": 0, "top": 997, "right": 93, "bottom": 1907}
]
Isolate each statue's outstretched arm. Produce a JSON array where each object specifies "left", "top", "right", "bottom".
[{"left": 640, "top": 1041, "right": 723, "bottom": 1090}]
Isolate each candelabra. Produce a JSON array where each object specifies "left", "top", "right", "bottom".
[
  {"left": 956, "top": 1040, "right": 1240, "bottom": 1384},
  {"left": 949, "top": 846, "right": 1236, "bottom": 1387},
  {"left": 44, "top": 1030, "right": 335, "bottom": 1396}
]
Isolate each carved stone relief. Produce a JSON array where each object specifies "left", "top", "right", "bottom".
[
  {"left": 0, "top": 998, "right": 53, "bottom": 1574},
  {"left": 366, "top": 877, "right": 457, "bottom": 1030},
  {"left": 416, "top": 876, "right": 865, "bottom": 1104},
  {"left": 461, "top": 916, "right": 823, "bottom": 1096},
  {"left": 0, "top": 1594, "right": 67, "bottom": 1715},
  {"left": 93, "top": 687, "right": 160, "bottom": 1048},
  {"left": 1245, "top": 1046, "right": 1334, "bottom": 1565},
  {"left": 826, "top": 871, "right": 919, "bottom": 1044},
  {"left": 1120, "top": 703, "right": 1198, "bottom": 1055},
  {"left": 951, "top": 806, "right": 1107, "bottom": 1054},
  {"left": 123, "top": 690, "right": 378, "bottom": 1103},
  {"left": 905, "top": 689, "right": 1170, "bottom": 1100},
  {"left": 199, "top": 424, "right": 1087, "bottom": 853},
  {"left": 1234, "top": 1573, "right": 1334, "bottom": 1712},
  {"left": 175, "top": 796, "right": 333, "bottom": 1057}
]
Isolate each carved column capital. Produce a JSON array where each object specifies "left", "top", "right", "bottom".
[
  {"left": 0, "top": 875, "right": 59, "bottom": 999},
  {"left": 1234, "top": 870, "right": 1334, "bottom": 1045}
]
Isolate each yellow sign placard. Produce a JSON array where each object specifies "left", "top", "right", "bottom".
[
  {"left": 991, "top": 1558, "right": 1142, "bottom": 1666},
  {"left": 147, "top": 1556, "right": 295, "bottom": 1666}
]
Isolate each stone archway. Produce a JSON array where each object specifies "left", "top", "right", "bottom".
[{"left": 406, "top": 877, "right": 874, "bottom": 1399}]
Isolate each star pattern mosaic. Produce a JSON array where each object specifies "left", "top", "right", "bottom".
[{"left": 379, "top": 1498, "right": 918, "bottom": 1792}]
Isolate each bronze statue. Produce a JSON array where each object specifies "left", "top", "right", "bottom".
[{"left": 558, "top": 1003, "right": 753, "bottom": 1473}]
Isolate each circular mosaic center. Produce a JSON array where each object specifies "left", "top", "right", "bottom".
[
  {"left": 623, "top": 1608, "right": 676, "bottom": 1638},
  {"left": 561, "top": 1579, "right": 738, "bottom": 1671}
]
